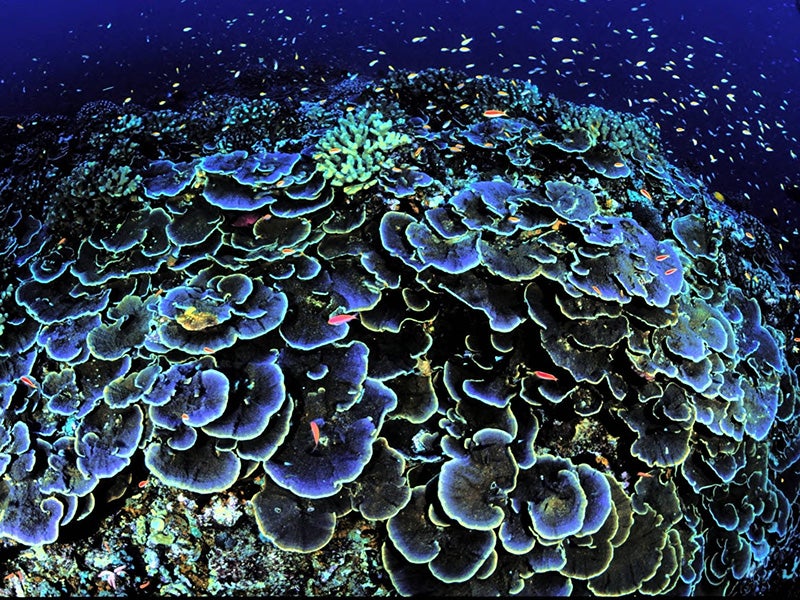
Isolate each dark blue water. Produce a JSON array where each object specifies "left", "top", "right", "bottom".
[{"left": 2, "top": 0, "right": 799, "bottom": 248}]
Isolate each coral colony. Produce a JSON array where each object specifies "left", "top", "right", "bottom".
[{"left": 1, "top": 68, "right": 798, "bottom": 595}]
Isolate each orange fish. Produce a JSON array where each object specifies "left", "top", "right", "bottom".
[
  {"left": 639, "top": 188, "right": 652, "bottom": 200},
  {"left": 533, "top": 371, "right": 558, "bottom": 381},
  {"left": 327, "top": 313, "right": 358, "bottom": 326},
  {"left": 654, "top": 254, "right": 669, "bottom": 262},
  {"left": 482, "top": 109, "right": 508, "bottom": 118},
  {"left": 664, "top": 268, "right": 678, "bottom": 276},
  {"left": 310, "top": 418, "right": 324, "bottom": 450}
]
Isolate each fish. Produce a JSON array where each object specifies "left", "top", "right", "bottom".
[
  {"left": 327, "top": 313, "right": 358, "bottom": 326},
  {"left": 532, "top": 370, "right": 558, "bottom": 381},
  {"left": 664, "top": 268, "right": 678, "bottom": 276},
  {"left": 655, "top": 254, "right": 669, "bottom": 261},
  {"left": 20, "top": 376, "right": 37, "bottom": 389},
  {"left": 483, "top": 109, "right": 508, "bottom": 118},
  {"left": 310, "top": 418, "right": 325, "bottom": 450},
  {"left": 232, "top": 213, "right": 264, "bottom": 227}
]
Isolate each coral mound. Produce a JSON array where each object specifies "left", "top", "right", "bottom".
[{"left": 1, "top": 67, "right": 799, "bottom": 596}]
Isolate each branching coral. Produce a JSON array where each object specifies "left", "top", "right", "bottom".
[{"left": 314, "top": 105, "right": 411, "bottom": 194}]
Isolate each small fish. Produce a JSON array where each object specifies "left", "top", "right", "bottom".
[
  {"left": 532, "top": 370, "right": 558, "bottom": 381},
  {"left": 655, "top": 254, "right": 669, "bottom": 261},
  {"left": 639, "top": 188, "right": 652, "bottom": 200},
  {"left": 483, "top": 109, "right": 508, "bottom": 118},
  {"left": 327, "top": 313, "right": 358, "bottom": 326},
  {"left": 310, "top": 418, "right": 325, "bottom": 450},
  {"left": 664, "top": 267, "right": 678, "bottom": 276},
  {"left": 232, "top": 213, "right": 263, "bottom": 227},
  {"left": 20, "top": 376, "right": 37, "bottom": 389}
]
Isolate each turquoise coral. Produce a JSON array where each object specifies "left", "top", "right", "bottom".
[{"left": 314, "top": 105, "right": 411, "bottom": 194}]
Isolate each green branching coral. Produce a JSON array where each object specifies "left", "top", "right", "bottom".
[{"left": 314, "top": 105, "right": 411, "bottom": 194}]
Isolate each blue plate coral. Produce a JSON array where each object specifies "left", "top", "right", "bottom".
[{"left": 1, "top": 67, "right": 799, "bottom": 595}]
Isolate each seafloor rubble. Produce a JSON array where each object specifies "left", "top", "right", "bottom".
[{"left": 1, "top": 67, "right": 799, "bottom": 595}]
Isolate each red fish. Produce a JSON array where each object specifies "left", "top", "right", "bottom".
[
  {"left": 654, "top": 254, "right": 669, "bottom": 262},
  {"left": 20, "top": 376, "right": 37, "bottom": 389},
  {"left": 664, "top": 268, "right": 678, "bottom": 276},
  {"left": 533, "top": 371, "right": 558, "bottom": 381},
  {"left": 327, "top": 313, "right": 358, "bottom": 326},
  {"left": 483, "top": 109, "right": 508, "bottom": 118},
  {"left": 231, "top": 212, "right": 264, "bottom": 227}
]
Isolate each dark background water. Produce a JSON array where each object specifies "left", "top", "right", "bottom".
[{"left": 2, "top": 0, "right": 799, "bottom": 250}]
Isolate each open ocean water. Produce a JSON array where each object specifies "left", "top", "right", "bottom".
[{"left": 0, "top": 0, "right": 799, "bottom": 596}]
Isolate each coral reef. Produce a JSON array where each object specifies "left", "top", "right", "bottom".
[{"left": 1, "top": 67, "right": 799, "bottom": 596}]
